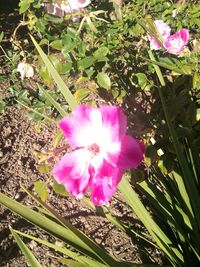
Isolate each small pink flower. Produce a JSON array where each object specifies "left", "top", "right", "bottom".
[
  {"left": 53, "top": 105, "right": 144, "bottom": 206},
  {"left": 163, "top": 28, "right": 189, "bottom": 55},
  {"left": 62, "top": 0, "right": 91, "bottom": 13},
  {"left": 148, "top": 20, "right": 171, "bottom": 50}
]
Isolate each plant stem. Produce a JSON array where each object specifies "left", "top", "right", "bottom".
[{"left": 0, "top": 45, "right": 12, "bottom": 62}]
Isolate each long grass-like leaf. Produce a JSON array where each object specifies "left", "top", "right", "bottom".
[
  {"left": 19, "top": 184, "right": 118, "bottom": 266},
  {"left": 119, "top": 176, "right": 183, "bottom": 265},
  {"left": 148, "top": 50, "right": 200, "bottom": 232},
  {"left": 13, "top": 229, "right": 107, "bottom": 267},
  {"left": 10, "top": 227, "right": 42, "bottom": 267},
  {"left": 30, "top": 35, "right": 77, "bottom": 111},
  {"left": 0, "top": 192, "right": 117, "bottom": 266}
]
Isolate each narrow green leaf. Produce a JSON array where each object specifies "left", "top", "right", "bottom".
[
  {"left": 10, "top": 227, "right": 42, "bottom": 267},
  {"left": 30, "top": 35, "right": 77, "bottom": 110},
  {"left": 148, "top": 50, "right": 200, "bottom": 231},
  {"left": 119, "top": 176, "right": 183, "bottom": 264},
  {"left": 13, "top": 229, "right": 107, "bottom": 267},
  {"left": 0, "top": 192, "right": 117, "bottom": 266}
]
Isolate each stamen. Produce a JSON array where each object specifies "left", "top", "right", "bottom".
[{"left": 88, "top": 143, "right": 100, "bottom": 156}]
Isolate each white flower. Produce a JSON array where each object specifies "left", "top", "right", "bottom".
[{"left": 17, "top": 62, "right": 34, "bottom": 81}]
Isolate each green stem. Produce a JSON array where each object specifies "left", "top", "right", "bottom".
[
  {"left": 0, "top": 45, "right": 12, "bottom": 62},
  {"left": 148, "top": 50, "right": 200, "bottom": 231}
]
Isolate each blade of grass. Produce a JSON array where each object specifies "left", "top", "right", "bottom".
[
  {"left": 10, "top": 227, "right": 42, "bottom": 267},
  {"left": 30, "top": 35, "right": 77, "bottom": 110}
]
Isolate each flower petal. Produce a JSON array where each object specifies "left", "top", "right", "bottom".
[
  {"left": 163, "top": 28, "right": 189, "bottom": 55},
  {"left": 100, "top": 105, "right": 127, "bottom": 142},
  {"left": 90, "top": 161, "right": 124, "bottom": 206},
  {"left": 59, "top": 105, "right": 103, "bottom": 149},
  {"left": 107, "top": 135, "right": 144, "bottom": 169},
  {"left": 53, "top": 149, "right": 90, "bottom": 198},
  {"left": 148, "top": 20, "right": 171, "bottom": 50},
  {"left": 180, "top": 28, "right": 189, "bottom": 43}
]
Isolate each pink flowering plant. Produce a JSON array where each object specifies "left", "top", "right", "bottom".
[
  {"left": 53, "top": 105, "right": 144, "bottom": 205},
  {"left": 0, "top": 1, "right": 199, "bottom": 267},
  {"left": 148, "top": 19, "right": 189, "bottom": 55}
]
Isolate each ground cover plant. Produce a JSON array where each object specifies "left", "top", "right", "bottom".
[{"left": 0, "top": 0, "right": 200, "bottom": 266}]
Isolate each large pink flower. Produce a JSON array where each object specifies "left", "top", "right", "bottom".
[
  {"left": 148, "top": 20, "right": 171, "bottom": 50},
  {"left": 163, "top": 28, "right": 189, "bottom": 55},
  {"left": 53, "top": 105, "right": 144, "bottom": 205}
]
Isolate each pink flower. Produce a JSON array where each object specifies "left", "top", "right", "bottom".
[
  {"left": 148, "top": 20, "right": 171, "bottom": 50},
  {"left": 163, "top": 28, "right": 189, "bottom": 55},
  {"left": 53, "top": 105, "right": 144, "bottom": 206},
  {"left": 61, "top": 0, "right": 91, "bottom": 13},
  {"left": 43, "top": 0, "right": 91, "bottom": 17}
]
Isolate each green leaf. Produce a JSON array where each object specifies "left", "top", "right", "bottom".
[
  {"left": 135, "top": 73, "right": 147, "bottom": 89},
  {"left": 34, "top": 181, "right": 48, "bottom": 202},
  {"left": 74, "top": 88, "right": 91, "bottom": 103},
  {"left": 49, "top": 54, "right": 63, "bottom": 73},
  {"left": 30, "top": 35, "right": 77, "bottom": 111},
  {"left": 53, "top": 179, "right": 68, "bottom": 196},
  {"left": 119, "top": 176, "right": 183, "bottom": 264},
  {"left": 97, "top": 72, "right": 111, "bottom": 90},
  {"left": 50, "top": 40, "right": 62, "bottom": 51},
  {"left": 93, "top": 47, "right": 109, "bottom": 59},
  {"left": 13, "top": 229, "right": 107, "bottom": 267},
  {"left": 59, "top": 258, "right": 93, "bottom": 267},
  {"left": 0, "top": 192, "right": 118, "bottom": 266},
  {"left": 10, "top": 227, "right": 42, "bottom": 267},
  {"left": 78, "top": 56, "right": 95, "bottom": 70},
  {"left": 38, "top": 84, "right": 67, "bottom": 117},
  {"left": 19, "top": 0, "right": 34, "bottom": 14}
]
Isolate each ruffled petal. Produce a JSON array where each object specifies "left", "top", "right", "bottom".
[
  {"left": 107, "top": 135, "right": 144, "bottom": 169},
  {"left": 53, "top": 149, "right": 90, "bottom": 198},
  {"left": 100, "top": 105, "right": 127, "bottom": 142},
  {"left": 90, "top": 161, "right": 124, "bottom": 206},
  {"left": 59, "top": 105, "right": 103, "bottom": 149}
]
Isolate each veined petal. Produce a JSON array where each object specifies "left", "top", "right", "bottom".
[
  {"left": 90, "top": 161, "right": 124, "bottom": 206},
  {"left": 100, "top": 105, "right": 127, "bottom": 142},
  {"left": 59, "top": 105, "right": 103, "bottom": 149},
  {"left": 53, "top": 149, "right": 90, "bottom": 198},
  {"left": 107, "top": 135, "right": 144, "bottom": 169}
]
